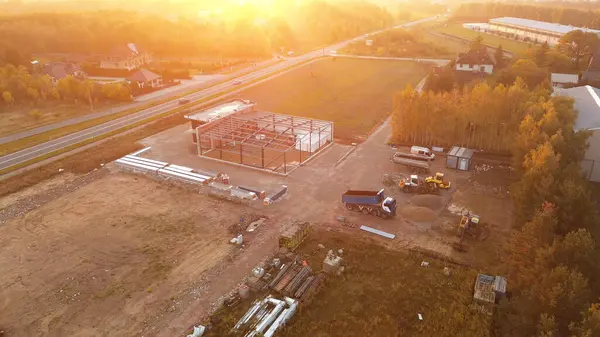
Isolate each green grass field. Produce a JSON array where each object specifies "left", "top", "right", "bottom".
[
  {"left": 233, "top": 58, "right": 429, "bottom": 142},
  {"left": 203, "top": 230, "right": 492, "bottom": 337},
  {"left": 434, "top": 24, "right": 533, "bottom": 56},
  {"left": 420, "top": 30, "right": 470, "bottom": 56}
]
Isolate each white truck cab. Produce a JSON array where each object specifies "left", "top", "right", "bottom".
[{"left": 410, "top": 146, "right": 435, "bottom": 160}]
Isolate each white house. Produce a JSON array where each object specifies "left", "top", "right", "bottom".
[
  {"left": 455, "top": 48, "right": 495, "bottom": 74},
  {"left": 554, "top": 85, "right": 600, "bottom": 182}
]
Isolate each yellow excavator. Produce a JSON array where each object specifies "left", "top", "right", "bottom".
[
  {"left": 457, "top": 213, "right": 480, "bottom": 238},
  {"left": 453, "top": 213, "right": 480, "bottom": 252},
  {"left": 425, "top": 172, "right": 451, "bottom": 189}
]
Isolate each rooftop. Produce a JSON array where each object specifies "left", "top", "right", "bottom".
[
  {"left": 126, "top": 69, "right": 161, "bottom": 82},
  {"left": 489, "top": 17, "right": 600, "bottom": 35},
  {"left": 554, "top": 85, "right": 600, "bottom": 131},
  {"left": 456, "top": 48, "right": 494, "bottom": 66},
  {"left": 448, "top": 146, "right": 474, "bottom": 158},
  {"left": 185, "top": 100, "right": 257, "bottom": 123},
  {"left": 41, "top": 62, "right": 83, "bottom": 80}
]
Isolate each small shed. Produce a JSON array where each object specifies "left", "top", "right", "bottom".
[
  {"left": 473, "top": 273, "right": 507, "bottom": 305},
  {"left": 446, "top": 146, "right": 474, "bottom": 171}
]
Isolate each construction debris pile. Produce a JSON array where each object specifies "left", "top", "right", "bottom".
[
  {"left": 214, "top": 222, "right": 345, "bottom": 337},
  {"left": 381, "top": 172, "right": 406, "bottom": 187}
]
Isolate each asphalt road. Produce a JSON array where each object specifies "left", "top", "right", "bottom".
[
  {"left": 0, "top": 17, "right": 436, "bottom": 173},
  {"left": 0, "top": 57, "right": 280, "bottom": 145}
]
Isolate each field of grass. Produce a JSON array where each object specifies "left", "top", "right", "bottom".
[
  {"left": 434, "top": 24, "right": 533, "bottom": 56},
  {"left": 233, "top": 58, "right": 429, "bottom": 142},
  {"left": 420, "top": 29, "right": 470, "bottom": 56},
  {"left": 203, "top": 230, "right": 492, "bottom": 337},
  {"left": 340, "top": 29, "right": 459, "bottom": 59},
  {"left": 0, "top": 101, "right": 124, "bottom": 138}
]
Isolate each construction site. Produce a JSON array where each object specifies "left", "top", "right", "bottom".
[
  {"left": 184, "top": 100, "right": 334, "bottom": 175},
  {"left": 0, "top": 97, "right": 515, "bottom": 337}
]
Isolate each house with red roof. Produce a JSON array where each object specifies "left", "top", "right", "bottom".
[
  {"left": 126, "top": 69, "right": 163, "bottom": 89},
  {"left": 41, "top": 62, "right": 87, "bottom": 85},
  {"left": 454, "top": 48, "right": 495, "bottom": 75}
]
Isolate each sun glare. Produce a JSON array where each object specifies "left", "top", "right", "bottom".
[{"left": 234, "top": 0, "right": 279, "bottom": 16}]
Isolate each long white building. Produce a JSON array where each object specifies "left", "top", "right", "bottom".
[{"left": 487, "top": 17, "right": 600, "bottom": 46}]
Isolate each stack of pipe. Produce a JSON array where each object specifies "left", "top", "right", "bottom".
[
  {"left": 299, "top": 273, "right": 327, "bottom": 303},
  {"left": 294, "top": 275, "right": 315, "bottom": 299},
  {"left": 268, "top": 264, "right": 291, "bottom": 289},
  {"left": 284, "top": 266, "right": 312, "bottom": 296},
  {"left": 274, "top": 265, "right": 302, "bottom": 293}
]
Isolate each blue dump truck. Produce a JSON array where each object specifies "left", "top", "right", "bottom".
[{"left": 342, "top": 189, "right": 397, "bottom": 219}]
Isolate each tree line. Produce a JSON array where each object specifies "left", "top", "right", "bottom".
[
  {"left": 0, "top": 1, "right": 397, "bottom": 66},
  {"left": 452, "top": 2, "right": 600, "bottom": 30},
  {"left": 391, "top": 78, "right": 540, "bottom": 153},
  {"left": 392, "top": 75, "right": 600, "bottom": 335},
  {"left": 1, "top": 64, "right": 132, "bottom": 110},
  {"left": 497, "top": 80, "right": 599, "bottom": 336}
]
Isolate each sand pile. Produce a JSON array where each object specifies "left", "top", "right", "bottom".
[
  {"left": 409, "top": 195, "right": 443, "bottom": 210},
  {"left": 401, "top": 205, "right": 437, "bottom": 223}
]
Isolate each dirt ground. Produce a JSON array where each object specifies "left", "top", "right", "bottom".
[
  {"left": 0, "top": 117, "right": 514, "bottom": 337},
  {"left": 0, "top": 173, "right": 273, "bottom": 337},
  {"left": 0, "top": 64, "right": 515, "bottom": 336}
]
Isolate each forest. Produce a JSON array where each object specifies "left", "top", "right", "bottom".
[
  {"left": 391, "top": 76, "right": 600, "bottom": 336},
  {"left": 452, "top": 2, "right": 600, "bottom": 29},
  {"left": 0, "top": 1, "right": 400, "bottom": 66}
]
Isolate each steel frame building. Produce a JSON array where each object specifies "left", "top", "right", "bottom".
[{"left": 194, "top": 111, "right": 334, "bottom": 174}]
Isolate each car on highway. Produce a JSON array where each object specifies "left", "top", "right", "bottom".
[{"left": 232, "top": 80, "right": 242, "bottom": 85}]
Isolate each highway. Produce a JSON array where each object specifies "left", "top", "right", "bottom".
[{"left": 0, "top": 17, "right": 436, "bottom": 174}]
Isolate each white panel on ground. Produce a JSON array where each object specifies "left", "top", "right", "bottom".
[
  {"left": 124, "top": 155, "right": 168, "bottom": 166},
  {"left": 359, "top": 225, "right": 396, "bottom": 239},
  {"left": 116, "top": 159, "right": 160, "bottom": 173},
  {"left": 157, "top": 169, "right": 207, "bottom": 183},
  {"left": 119, "top": 156, "right": 166, "bottom": 169},
  {"left": 168, "top": 164, "right": 194, "bottom": 172}
]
